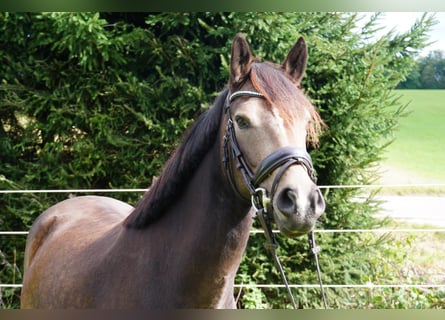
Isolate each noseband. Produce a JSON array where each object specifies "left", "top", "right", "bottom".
[
  {"left": 222, "top": 90, "right": 317, "bottom": 210},
  {"left": 223, "top": 89, "right": 328, "bottom": 309}
]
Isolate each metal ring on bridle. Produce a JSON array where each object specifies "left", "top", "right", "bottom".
[{"left": 251, "top": 187, "right": 271, "bottom": 213}]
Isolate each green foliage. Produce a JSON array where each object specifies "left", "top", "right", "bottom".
[
  {"left": 398, "top": 50, "right": 445, "bottom": 89},
  {"left": 0, "top": 12, "right": 436, "bottom": 308}
]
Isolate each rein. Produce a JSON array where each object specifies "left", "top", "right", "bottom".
[{"left": 223, "top": 90, "right": 328, "bottom": 309}]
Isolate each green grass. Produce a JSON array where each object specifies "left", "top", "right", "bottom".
[
  {"left": 375, "top": 91, "right": 445, "bottom": 307},
  {"left": 386, "top": 219, "right": 445, "bottom": 284},
  {"left": 380, "top": 90, "right": 445, "bottom": 193}
]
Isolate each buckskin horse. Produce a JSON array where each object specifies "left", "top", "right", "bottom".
[{"left": 21, "top": 34, "right": 325, "bottom": 308}]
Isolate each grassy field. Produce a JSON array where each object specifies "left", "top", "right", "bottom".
[
  {"left": 378, "top": 90, "right": 445, "bottom": 308},
  {"left": 380, "top": 90, "right": 445, "bottom": 190}
]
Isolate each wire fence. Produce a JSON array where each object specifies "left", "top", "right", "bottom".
[{"left": 1, "top": 184, "right": 445, "bottom": 291}]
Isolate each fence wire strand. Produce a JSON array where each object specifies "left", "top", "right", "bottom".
[{"left": 2, "top": 185, "right": 444, "bottom": 292}]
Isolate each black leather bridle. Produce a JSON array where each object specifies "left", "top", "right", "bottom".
[
  {"left": 223, "top": 89, "right": 328, "bottom": 309},
  {"left": 223, "top": 90, "right": 317, "bottom": 209}
]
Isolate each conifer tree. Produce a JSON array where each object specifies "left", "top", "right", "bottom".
[{"left": 0, "top": 12, "right": 434, "bottom": 308}]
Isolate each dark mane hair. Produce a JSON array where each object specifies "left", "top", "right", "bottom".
[{"left": 124, "top": 89, "right": 228, "bottom": 228}]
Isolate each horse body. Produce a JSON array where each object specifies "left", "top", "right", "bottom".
[
  {"left": 22, "top": 142, "right": 253, "bottom": 308},
  {"left": 22, "top": 196, "right": 129, "bottom": 307},
  {"left": 21, "top": 34, "right": 325, "bottom": 309}
]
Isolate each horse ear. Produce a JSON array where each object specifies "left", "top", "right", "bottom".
[
  {"left": 282, "top": 37, "right": 308, "bottom": 86},
  {"left": 230, "top": 34, "right": 253, "bottom": 90}
]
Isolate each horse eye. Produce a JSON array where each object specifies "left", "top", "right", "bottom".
[{"left": 235, "top": 115, "right": 250, "bottom": 129}]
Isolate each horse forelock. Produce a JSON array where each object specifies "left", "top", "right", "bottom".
[
  {"left": 250, "top": 62, "right": 323, "bottom": 146},
  {"left": 124, "top": 89, "right": 228, "bottom": 228}
]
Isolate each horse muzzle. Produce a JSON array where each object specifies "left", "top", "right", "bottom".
[
  {"left": 273, "top": 184, "right": 325, "bottom": 237},
  {"left": 251, "top": 147, "right": 325, "bottom": 237}
]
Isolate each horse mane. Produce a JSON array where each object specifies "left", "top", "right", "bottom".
[{"left": 124, "top": 89, "right": 228, "bottom": 229}]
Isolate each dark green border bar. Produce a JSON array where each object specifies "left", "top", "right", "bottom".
[{"left": 1, "top": 0, "right": 445, "bottom": 11}]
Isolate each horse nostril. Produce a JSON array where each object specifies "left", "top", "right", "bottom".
[
  {"left": 276, "top": 188, "right": 298, "bottom": 216},
  {"left": 313, "top": 188, "right": 326, "bottom": 215}
]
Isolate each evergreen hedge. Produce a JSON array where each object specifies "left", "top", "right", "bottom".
[{"left": 0, "top": 12, "right": 435, "bottom": 308}]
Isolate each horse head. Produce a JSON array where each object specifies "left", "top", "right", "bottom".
[{"left": 223, "top": 34, "right": 325, "bottom": 237}]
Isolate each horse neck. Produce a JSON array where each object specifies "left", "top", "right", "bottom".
[
  {"left": 132, "top": 141, "right": 253, "bottom": 307},
  {"left": 170, "top": 141, "right": 253, "bottom": 270}
]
